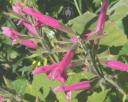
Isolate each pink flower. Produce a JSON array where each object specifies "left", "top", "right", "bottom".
[
  {"left": 22, "top": 7, "right": 62, "bottom": 29},
  {"left": 96, "top": 0, "right": 108, "bottom": 33},
  {"left": 1, "top": 27, "right": 24, "bottom": 43},
  {"left": 84, "top": 0, "right": 108, "bottom": 41},
  {"left": 17, "top": 19, "right": 38, "bottom": 36},
  {"left": 12, "top": 2, "right": 24, "bottom": 15},
  {"left": 2, "top": 27, "right": 37, "bottom": 49},
  {"left": 70, "top": 37, "right": 78, "bottom": 43},
  {"left": 32, "top": 63, "right": 58, "bottom": 74},
  {"left": 32, "top": 50, "right": 75, "bottom": 82},
  {"left": 54, "top": 81, "right": 91, "bottom": 100},
  {"left": 106, "top": 60, "right": 128, "bottom": 72},
  {"left": 0, "top": 96, "right": 3, "bottom": 102},
  {"left": 20, "top": 39, "right": 37, "bottom": 49}
]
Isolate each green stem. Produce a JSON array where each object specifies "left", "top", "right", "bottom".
[
  {"left": 78, "top": 0, "right": 82, "bottom": 13},
  {"left": 74, "top": 0, "right": 82, "bottom": 15},
  {"left": 86, "top": 43, "right": 103, "bottom": 77},
  {"left": 91, "top": 44, "right": 104, "bottom": 76},
  {"left": 77, "top": 37, "right": 88, "bottom": 57},
  {"left": 104, "top": 75, "right": 127, "bottom": 102}
]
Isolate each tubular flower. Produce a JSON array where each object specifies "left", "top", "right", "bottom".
[
  {"left": 2, "top": 27, "right": 37, "bottom": 49},
  {"left": 32, "top": 63, "right": 59, "bottom": 74},
  {"left": 32, "top": 50, "right": 75, "bottom": 82},
  {"left": 54, "top": 81, "right": 91, "bottom": 100},
  {"left": 84, "top": 0, "right": 108, "bottom": 41},
  {"left": 12, "top": 2, "right": 74, "bottom": 34},
  {"left": 20, "top": 39, "right": 37, "bottom": 49},
  {"left": 0, "top": 96, "right": 3, "bottom": 102},
  {"left": 17, "top": 19, "right": 38, "bottom": 36},
  {"left": 1, "top": 27, "right": 24, "bottom": 44},
  {"left": 22, "top": 7, "right": 62, "bottom": 29},
  {"left": 12, "top": 2, "right": 24, "bottom": 15},
  {"left": 106, "top": 60, "right": 128, "bottom": 72}
]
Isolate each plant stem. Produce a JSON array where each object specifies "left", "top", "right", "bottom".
[
  {"left": 104, "top": 75, "right": 127, "bottom": 102},
  {"left": 74, "top": 0, "right": 82, "bottom": 15},
  {"left": 86, "top": 43, "right": 103, "bottom": 77}
]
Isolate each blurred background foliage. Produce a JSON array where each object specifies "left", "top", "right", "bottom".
[{"left": 0, "top": 0, "right": 128, "bottom": 102}]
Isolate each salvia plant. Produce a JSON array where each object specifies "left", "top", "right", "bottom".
[{"left": 0, "top": 0, "right": 128, "bottom": 102}]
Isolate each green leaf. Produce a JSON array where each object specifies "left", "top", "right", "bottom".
[
  {"left": 2, "top": 38, "right": 12, "bottom": 45},
  {"left": 11, "top": 78, "right": 28, "bottom": 95},
  {"left": 93, "top": 0, "right": 102, "bottom": 7},
  {"left": 99, "top": 0, "right": 128, "bottom": 46},
  {"left": 67, "top": 72, "right": 96, "bottom": 84},
  {"left": 99, "top": 20, "right": 127, "bottom": 46},
  {"left": 10, "top": 50, "right": 19, "bottom": 59},
  {"left": 87, "top": 89, "right": 110, "bottom": 102},
  {"left": 68, "top": 11, "right": 127, "bottom": 46},
  {"left": 119, "top": 43, "right": 128, "bottom": 55},
  {"left": 25, "top": 74, "right": 61, "bottom": 101},
  {"left": 67, "top": 12, "right": 96, "bottom": 34},
  {"left": 104, "top": 92, "right": 118, "bottom": 102},
  {"left": 108, "top": 0, "right": 128, "bottom": 21}
]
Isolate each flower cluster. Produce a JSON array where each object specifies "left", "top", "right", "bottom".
[{"left": 3, "top": 0, "right": 127, "bottom": 100}]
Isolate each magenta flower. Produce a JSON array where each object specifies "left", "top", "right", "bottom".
[
  {"left": 12, "top": 2, "right": 24, "bottom": 15},
  {"left": 84, "top": 0, "right": 108, "bottom": 41},
  {"left": 70, "top": 37, "right": 78, "bottom": 43},
  {"left": 17, "top": 19, "right": 38, "bottom": 36},
  {"left": 1, "top": 27, "right": 25, "bottom": 44},
  {"left": 54, "top": 81, "right": 91, "bottom": 100},
  {"left": 12, "top": 2, "right": 75, "bottom": 34},
  {"left": 106, "top": 60, "right": 128, "bottom": 72},
  {"left": 0, "top": 96, "right": 3, "bottom": 102},
  {"left": 32, "top": 63, "right": 59, "bottom": 74},
  {"left": 20, "top": 39, "right": 37, "bottom": 49},
  {"left": 2, "top": 27, "right": 37, "bottom": 49},
  {"left": 32, "top": 50, "right": 75, "bottom": 82},
  {"left": 22, "top": 7, "right": 62, "bottom": 29}
]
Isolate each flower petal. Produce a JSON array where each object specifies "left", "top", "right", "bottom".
[
  {"left": 17, "top": 19, "right": 38, "bottom": 36},
  {"left": 32, "top": 63, "right": 58, "bottom": 74},
  {"left": 20, "top": 39, "right": 37, "bottom": 49},
  {"left": 106, "top": 60, "right": 128, "bottom": 72}
]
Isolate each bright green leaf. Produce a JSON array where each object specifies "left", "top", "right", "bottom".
[{"left": 87, "top": 89, "right": 110, "bottom": 102}]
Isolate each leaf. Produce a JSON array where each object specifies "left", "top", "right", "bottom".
[
  {"left": 67, "top": 12, "right": 96, "bottom": 34},
  {"left": 65, "top": 72, "right": 96, "bottom": 101},
  {"left": 2, "top": 38, "right": 12, "bottom": 45},
  {"left": 11, "top": 78, "right": 28, "bottom": 95},
  {"left": 93, "top": 0, "right": 102, "bottom": 7},
  {"left": 119, "top": 42, "right": 128, "bottom": 55},
  {"left": 108, "top": 0, "right": 128, "bottom": 36},
  {"left": 87, "top": 89, "right": 110, "bottom": 102},
  {"left": 4, "top": 11, "right": 21, "bottom": 19},
  {"left": 9, "top": 50, "right": 19, "bottom": 59},
  {"left": 99, "top": 20, "right": 127, "bottom": 46},
  {"left": 25, "top": 74, "right": 61, "bottom": 101},
  {"left": 99, "top": 0, "right": 128, "bottom": 46},
  {"left": 3, "top": 76, "right": 13, "bottom": 89},
  {"left": 68, "top": 11, "right": 127, "bottom": 46},
  {"left": 108, "top": 0, "right": 128, "bottom": 21},
  {"left": 98, "top": 50, "right": 118, "bottom": 61},
  {"left": 18, "top": 66, "right": 34, "bottom": 75},
  {"left": 104, "top": 92, "right": 120, "bottom": 102},
  {"left": 26, "top": 48, "right": 48, "bottom": 59},
  {"left": 67, "top": 72, "right": 96, "bottom": 84}
]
